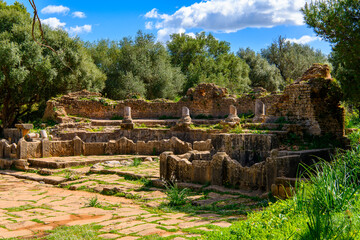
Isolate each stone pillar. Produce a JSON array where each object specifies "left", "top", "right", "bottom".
[
  {"left": 18, "top": 138, "right": 28, "bottom": 159},
  {"left": 73, "top": 136, "right": 84, "bottom": 156},
  {"left": 224, "top": 105, "right": 240, "bottom": 125},
  {"left": 172, "top": 107, "right": 192, "bottom": 130},
  {"left": 0, "top": 139, "right": 7, "bottom": 158},
  {"left": 253, "top": 99, "right": 266, "bottom": 123},
  {"left": 123, "top": 106, "right": 132, "bottom": 123},
  {"left": 122, "top": 106, "right": 134, "bottom": 129},
  {"left": 42, "top": 139, "right": 50, "bottom": 158}
]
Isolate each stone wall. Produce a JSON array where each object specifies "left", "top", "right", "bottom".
[
  {"left": 266, "top": 65, "right": 344, "bottom": 138},
  {"left": 43, "top": 83, "right": 280, "bottom": 122},
  {"left": 160, "top": 148, "right": 331, "bottom": 191},
  {"left": 0, "top": 136, "right": 213, "bottom": 160}
]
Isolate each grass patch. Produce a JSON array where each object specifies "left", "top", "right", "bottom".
[{"left": 46, "top": 224, "right": 103, "bottom": 240}]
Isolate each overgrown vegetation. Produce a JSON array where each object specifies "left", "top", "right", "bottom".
[{"left": 205, "top": 133, "right": 360, "bottom": 239}]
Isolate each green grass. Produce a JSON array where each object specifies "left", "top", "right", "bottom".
[
  {"left": 46, "top": 224, "right": 104, "bottom": 240},
  {"left": 131, "top": 158, "right": 142, "bottom": 167}
]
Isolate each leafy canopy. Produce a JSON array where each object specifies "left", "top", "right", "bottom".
[
  {"left": 0, "top": 1, "right": 105, "bottom": 128},
  {"left": 86, "top": 31, "right": 185, "bottom": 100},
  {"left": 238, "top": 48, "right": 284, "bottom": 92},
  {"left": 261, "top": 36, "right": 328, "bottom": 84},
  {"left": 167, "top": 32, "right": 251, "bottom": 94}
]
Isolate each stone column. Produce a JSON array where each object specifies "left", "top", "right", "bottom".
[
  {"left": 253, "top": 99, "right": 266, "bottom": 123},
  {"left": 122, "top": 106, "right": 134, "bottom": 129},
  {"left": 225, "top": 105, "right": 240, "bottom": 125},
  {"left": 172, "top": 107, "right": 192, "bottom": 130},
  {"left": 123, "top": 106, "right": 132, "bottom": 123}
]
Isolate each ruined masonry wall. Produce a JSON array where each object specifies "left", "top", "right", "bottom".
[{"left": 43, "top": 84, "right": 281, "bottom": 121}]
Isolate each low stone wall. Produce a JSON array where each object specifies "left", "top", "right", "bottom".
[
  {"left": 0, "top": 136, "right": 212, "bottom": 160},
  {"left": 54, "top": 128, "right": 216, "bottom": 143},
  {"left": 160, "top": 149, "right": 331, "bottom": 192}
]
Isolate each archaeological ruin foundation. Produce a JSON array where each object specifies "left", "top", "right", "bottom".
[{"left": 0, "top": 64, "right": 347, "bottom": 198}]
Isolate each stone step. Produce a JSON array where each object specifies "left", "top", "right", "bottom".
[
  {"left": 0, "top": 170, "right": 68, "bottom": 185},
  {"left": 27, "top": 155, "right": 156, "bottom": 169}
]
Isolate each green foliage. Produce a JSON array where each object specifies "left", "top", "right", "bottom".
[
  {"left": 238, "top": 48, "right": 284, "bottom": 91},
  {"left": 261, "top": 36, "right": 328, "bottom": 84},
  {"left": 345, "top": 108, "right": 360, "bottom": 129},
  {"left": 131, "top": 158, "right": 142, "bottom": 167},
  {"left": 302, "top": 0, "right": 360, "bottom": 109},
  {"left": 229, "top": 125, "right": 243, "bottom": 134},
  {"left": 86, "top": 31, "right": 185, "bottom": 100},
  {"left": 86, "top": 196, "right": 101, "bottom": 208},
  {"left": 164, "top": 180, "right": 189, "bottom": 206},
  {"left": 167, "top": 32, "right": 251, "bottom": 94},
  {"left": 0, "top": 1, "right": 105, "bottom": 128}
]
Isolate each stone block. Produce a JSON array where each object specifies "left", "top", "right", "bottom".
[
  {"left": 160, "top": 151, "right": 173, "bottom": 180},
  {"left": 210, "top": 152, "right": 228, "bottom": 186},
  {"left": 0, "top": 139, "right": 7, "bottom": 158},
  {"left": 73, "top": 136, "right": 84, "bottom": 156},
  {"left": 193, "top": 139, "right": 212, "bottom": 151},
  {"left": 192, "top": 160, "right": 211, "bottom": 184},
  {"left": 18, "top": 138, "right": 28, "bottom": 159},
  {"left": 105, "top": 140, "right": 117, "bottom": 155},
  {"left": 117, "top": 137, "right": 135, "bottom": 154},
  {"left": 178, "top": 159, "right": 193, "bottom": 182},
  {"left": 41, "top": 139, "right": 51, "bottom": 158}
]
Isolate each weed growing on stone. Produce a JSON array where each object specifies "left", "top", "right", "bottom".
[
  {"left": 86, "top": 196, "right": 101, "bottom": 208},
  {"left": 131, "top": 158, "right": 142, "bottom": 167},
  {"left": 164, "top": 179, "right": 189, "bottom": 206}
]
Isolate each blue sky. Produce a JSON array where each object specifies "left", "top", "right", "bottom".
[{"left": 6, "top": 0, "right": 332, "bottom": 54}]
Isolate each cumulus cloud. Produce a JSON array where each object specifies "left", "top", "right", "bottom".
[
  {"left": 68, "top": 25, "right": 92, "bottom": 35},
  {"left": 145, "top": 0, "right": 311, "bottom": 42},
  {"left": 72, "top": 11, "right": 86, "bottom": 18},
  {"left": 41, "top": 5, "right": 70, "bottom": 15},
  {"left": 286, "top": 35, "right": 321, "bottom": 44},
  {"left": 41, "top": 17, "right": 66, "bottom": 29}
]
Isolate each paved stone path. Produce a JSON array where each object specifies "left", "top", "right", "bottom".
[{"left": 0, "top": 175, "right": 235, "bottom": 239}]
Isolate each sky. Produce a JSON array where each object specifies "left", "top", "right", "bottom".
[{"left": 5, "top": 0, "right": 332, "bottom": 54}]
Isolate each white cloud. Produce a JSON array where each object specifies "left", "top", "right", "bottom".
[
  {"left": 72, "top": 11, "right": 86, "bottom": 18},
  {"left": 41, "top": 17, "right": 66, "bottom": 29},
  {"left": 68, "top": 25, "right": 92, "bottom": 35},
  {"left": 286, "top": 35, "right": 321, "bottom": 44},
  {"left": 41, "top": 5, "right": 70, "bottom": 15},
  {"left": 145, "top": 0, "right": 311, "bottom": 42},
  {"left": 145, "top": 22, "right": 153, "bottom": 30}
]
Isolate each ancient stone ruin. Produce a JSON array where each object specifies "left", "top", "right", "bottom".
[{"left": 0, "top": 64, "right": 347, "bottom": 197}]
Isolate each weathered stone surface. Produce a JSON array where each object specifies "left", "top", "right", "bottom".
[
  {"left": 18, "top": 138, "right": 27, "bottom": 159},
  {"left": 42, "top": 139, "right": 51, "bottom": 158},
  {"left": 193, "top": 139, "right": 212, "bottom": 151},
  {"left": 73, "top": 136, "right": 84, "bottom": 156}
]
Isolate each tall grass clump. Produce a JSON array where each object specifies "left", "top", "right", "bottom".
[{"left": 294, "top": 160, "right": 359, "bottom": 239}]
